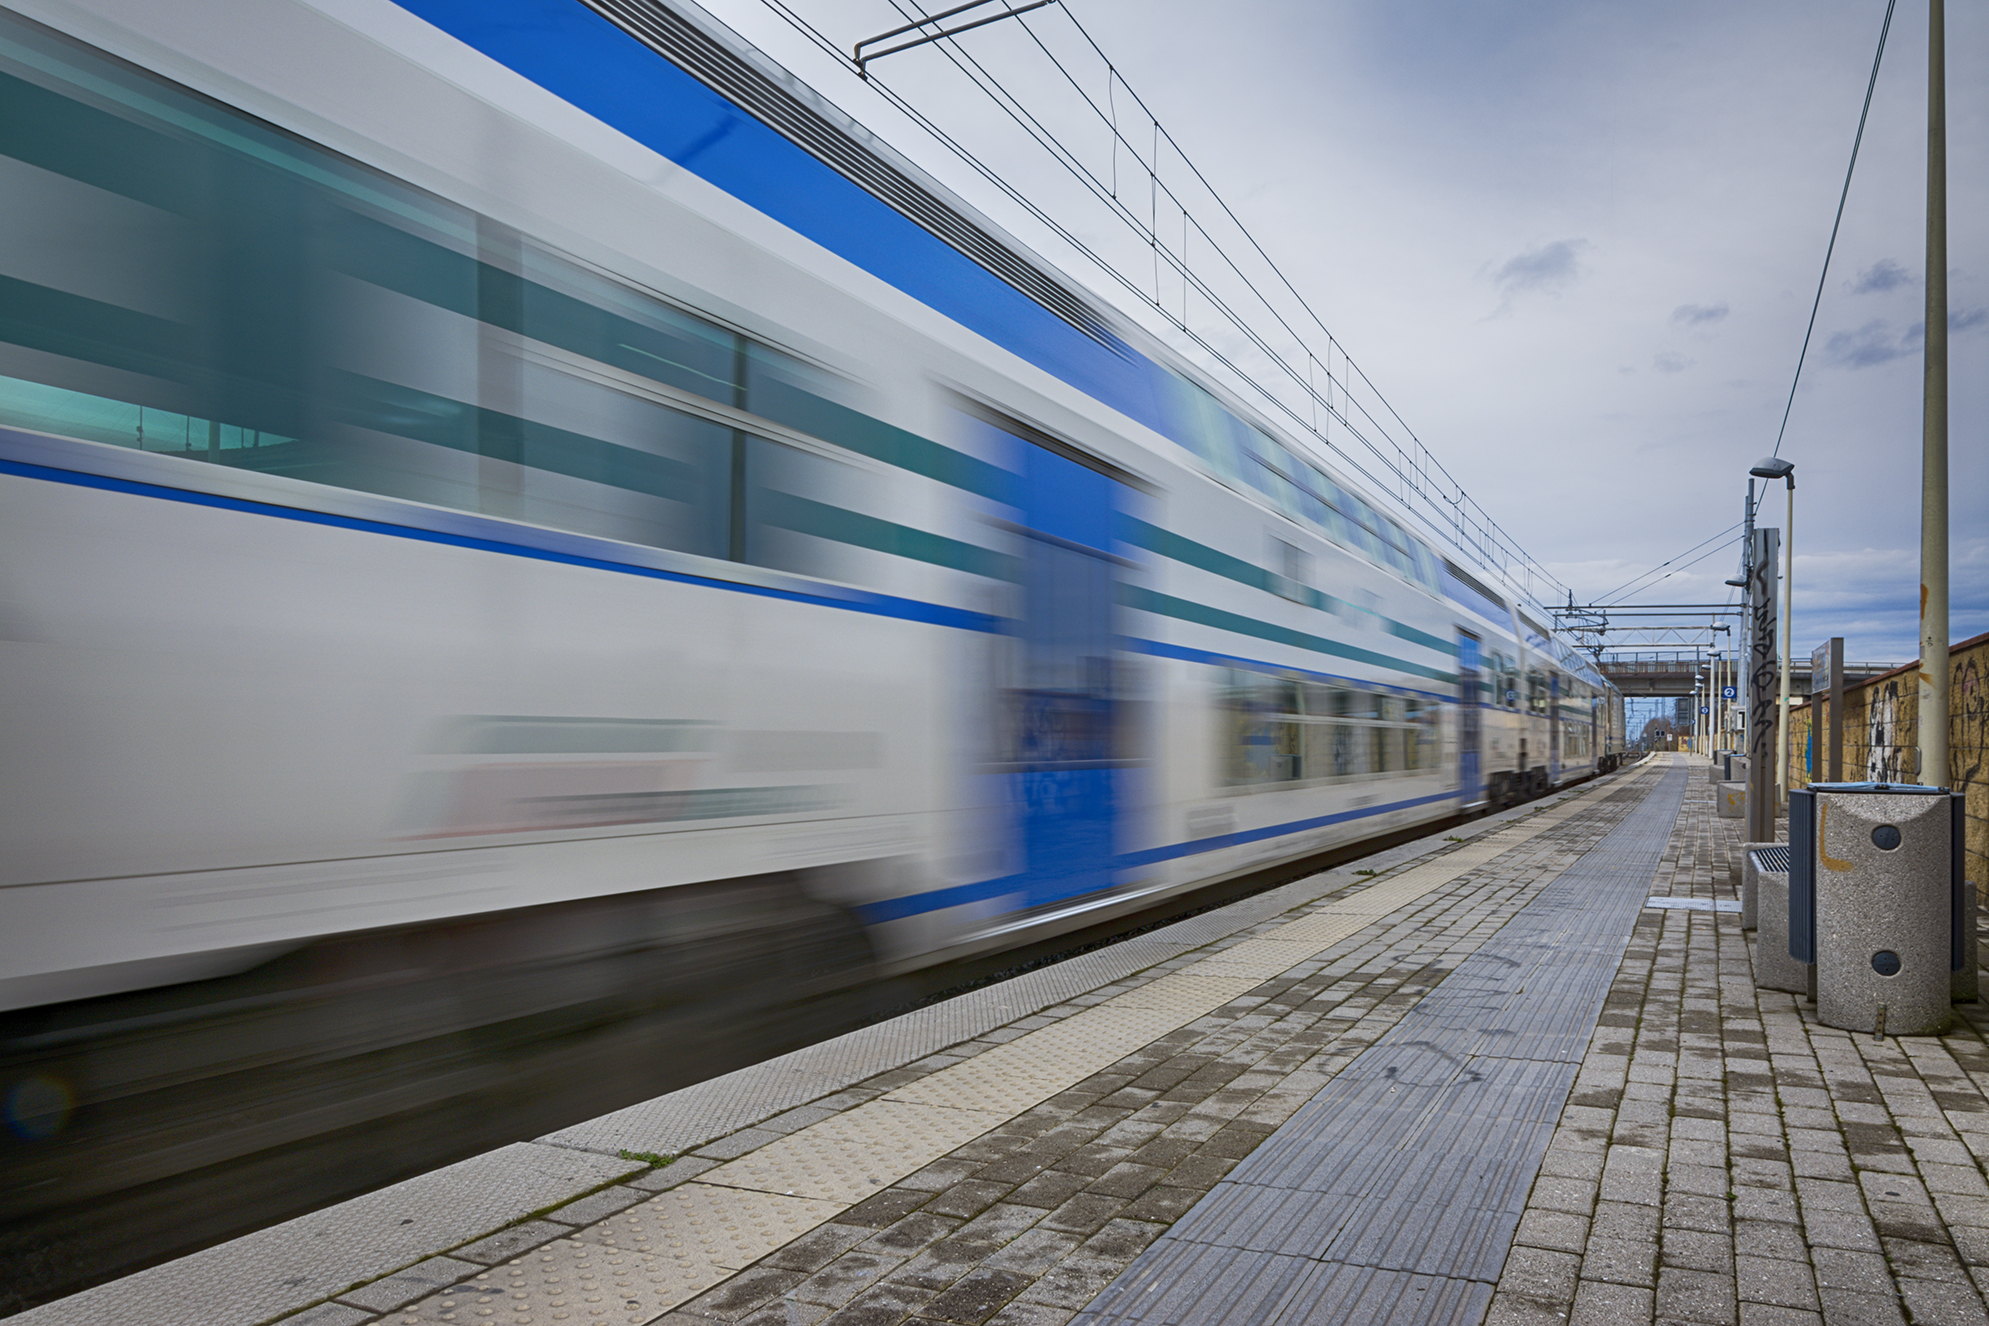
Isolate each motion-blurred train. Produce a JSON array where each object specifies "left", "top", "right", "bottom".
[{"left": 0, "top": 0, "right": 1625, "bottom": 1292}]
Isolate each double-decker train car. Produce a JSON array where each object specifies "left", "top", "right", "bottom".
[{"left": 0, "top": 0, "right": 1623, "bottom": 1292}]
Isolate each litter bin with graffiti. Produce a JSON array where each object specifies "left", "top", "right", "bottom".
[{"left": 1789, "top": 783, "right": 1966, "bottom": 1036}]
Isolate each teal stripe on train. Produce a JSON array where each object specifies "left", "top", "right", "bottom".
[
  {"left": 1120, "top": 585, "right": 1457, "bottom": 684},
  {"left": 1117, "top": 516, "right": 1456, "bottom": 656}
]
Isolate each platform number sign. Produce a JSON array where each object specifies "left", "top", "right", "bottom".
[
  {"left": 1700, "top": 705, "right": 1710, "bottom": 715},
  {"left": 1721, "top": 686, "right": 1737, "bottom": 700}
]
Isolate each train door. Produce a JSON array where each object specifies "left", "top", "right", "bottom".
[
  {"left": 986, "top": 418, "right": 1129, "bottom": 911},
  {"left": 1457, "top": 630, "right": 1483, "bottom": 806},
  {"left": 1548, "top": 672, "right": 1561, "bottom": 783}
]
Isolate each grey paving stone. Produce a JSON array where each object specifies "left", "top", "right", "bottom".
[
  {"left": 695, "top": 1128, "right": 787, "bottom": 1161},
  {"left": 335, "top": 1255, "right": 480, "bottom": 1312},
  {"left": 770, "top": 1225, "right": 877, "bottom": 1274},
  {"left": 1515, "top": 1209, "right": 1591, "bottom": 1255},
  {"left": 543, "top": 1183, "right": 649, "bottom": 1225},
  {"left": 1573, "top": 1278, "right": 1656, "bottom": 1326},
  {"left": 1895, "top": 1276, "right": 1989, "bottom": 1326},
  {"left": 1814, "top": 1287, "right": 1906, "bottom": 1326},
  {"left": 1502, "top": 1246, "right": 1582, "bottom": 1306},
  {"left": 275, "top": 1304, "right": 374, "bottom": 1326},
  {"left": 1584, "top": 1236, "right": 1660, "bottom": 1288},
  {"left": 792, "top": 1251, "right": 912, "bottom": 1309},
  {"left": 449, "top": 1219, "right": 569, "bottom": 1265},
  {"left": 626, "top": 1155, "right": 723, "bottom": 1191},
  {"left": 1810, "top": 1251, "right": 1894, "bottom": 1299},
  {"left": 984, "top": 1230, "right": 1084, "bottom": 1278},
  {"left": 1663, "top": 1230, "right": 1735, "bottom": 1276},
  {"left": 1656, "top": 1261, "right": 1739, "bottom": 1323},
  {"left": 1737, "top": 1305, "right": 1822, "bottom": 1326},
  {"left": 1734, "top": 1256, "right": 1818, "bottom": 1310},
  {"left": 680, "top": 1265, "right": 810, "bottom": 1320}
]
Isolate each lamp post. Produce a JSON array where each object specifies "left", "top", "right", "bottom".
[
  {"left": 1723, "top": 575, "right": 1748, "bottom": 761},
  {"left": 1712, "top": 623, "right": 1733, "bottom": 753},
  {"left": 1750, "top": 458, "right": 1795, "bottom": 800}
]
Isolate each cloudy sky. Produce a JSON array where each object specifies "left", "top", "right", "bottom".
[{"left": 701, "top": 0, "right": 1985, "bottom": 663}]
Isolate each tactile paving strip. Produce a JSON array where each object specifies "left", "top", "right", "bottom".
[
  {"left": 1078, "top": 761, "right": 1689, "bottom": 1326},
  {"left": 698, "top": 1099, "right": 1008, "bottom": 1203},
  {"left": 572, "top": 1184, "right": 840, "bottom": 1265},
  {"left": 379, "top": 1239, "right": 716, "bottom": 1325}
]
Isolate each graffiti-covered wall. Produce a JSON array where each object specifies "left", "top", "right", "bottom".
[{"left": 1788, "top": 631, "right": 1989, "bottom": 899}]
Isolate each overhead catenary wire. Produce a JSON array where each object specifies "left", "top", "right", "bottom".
[
  {"left": 1769, "top": 0, "right": 1898, "bottom": 460},
  {"left": 850, "top": 0, "right": 1463, "bottom": 545},
  {"left": 753, "top": 0, "right": 1568, "bottom": 603},
  {"left": 887, "top": 0, "right": 1462, "bottom": 520},
  {"left": 1595, "top": 524, "right": 1746, "bottom": 608}
]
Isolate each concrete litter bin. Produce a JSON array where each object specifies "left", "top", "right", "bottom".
[
  {"left": 1717, "top": 782, "right": 1747, "bottom": 820},
  {"left": 1790, "top": 783, "right": 1966, "bottom": 1036}
]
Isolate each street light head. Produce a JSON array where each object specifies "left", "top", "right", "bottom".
[
  {"left": 1749, "top": 456, "right": 1795, "bottom": 487},
  {"left": 1724, "top": 576, "right": 1748, "bottom": 588}
]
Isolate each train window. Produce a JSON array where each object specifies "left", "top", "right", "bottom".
[
  {"left": 1163, "top": 374, "right": 1439, "bottom": 596},
  {"left": 1305, "top": 722, "right": 1356, "bottom": 779},
  {"left": 1289, "top": 483, "right": 1333, "bottom": 534},
  {"left": 1218, "top": 671, "right": 1428, "bottom": 788},
  {"left": 1272, "top": 539, "right": 1313, "bottom": 602},
  {"left": 1409, "top": 541, "right": 1442, "bottom": 594}
]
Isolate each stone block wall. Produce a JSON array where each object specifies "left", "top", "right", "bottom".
[{"left": 1786, "top": 630, "right": 1989, "bottom": 901}]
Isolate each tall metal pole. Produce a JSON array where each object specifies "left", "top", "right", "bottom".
[
  {"left": 1742, "top": 480, "right": 1755, "bottom": 701},
  {"left": 1748, "top": 528, "right": 1780, "bottom": 843},
  {"left": 1777, "top": 481, "right": 1794, "bottom": 800},
  {"left": 1919, "top": 0, "right": 1950, "bottom": 789}
]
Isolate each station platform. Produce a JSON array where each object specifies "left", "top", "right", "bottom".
[{"left": 19, "top": 753, "right": 1989, "bottom": 1326}]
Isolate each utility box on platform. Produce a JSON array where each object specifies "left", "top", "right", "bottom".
[{"left": 1790, "top": 784, "right": 1966, "bottom": 1036}]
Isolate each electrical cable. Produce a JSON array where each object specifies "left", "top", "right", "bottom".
[
  {"left": 755, "top": 0, "right": 1566, "bottom": 598},
  {"left": 1769, "top": 0, "right": 1897, "bottom": 459},
  {"left": 1593, "top": 523, "right": 1741, "bottom": 605},
  {"left": 1598, "top": 527, "right": 1746, "bottom": 608}
]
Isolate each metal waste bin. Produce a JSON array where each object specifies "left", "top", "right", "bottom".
[
  {"left": 1789, "top": 783, "right": 1965, "bottom": 1035},
  {"left": 1751, "top": 845, "right": 1807, "bottom": 994},
  {"left": 1739, "top": 840, "right": 1777, "bottom": 930}
]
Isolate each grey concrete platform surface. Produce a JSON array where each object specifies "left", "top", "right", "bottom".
[{"left": 34, "top": 752, "right": 1989, "bottom": 1326}]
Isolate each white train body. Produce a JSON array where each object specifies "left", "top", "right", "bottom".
[{"left": 0, "top": 0, "right": 1621, "bottom": 1016}]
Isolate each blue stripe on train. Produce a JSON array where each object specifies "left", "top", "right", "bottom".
[
  {"left": 853, "top": 787, "right": 1460, "bottom": 924},
  {"left": 392, "top": 0, "right": 1171, "bottom": 443},
  {"left": 0, "top": 451, "right": 1001, "bottom": 632}
]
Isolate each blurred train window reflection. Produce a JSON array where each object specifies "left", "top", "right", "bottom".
[
  {"left": 0, "top": 11, "right": 1004, "bottom": 592},
  {"left": 1219, "top": 669, "right": 1429, "bottom": 789}
]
